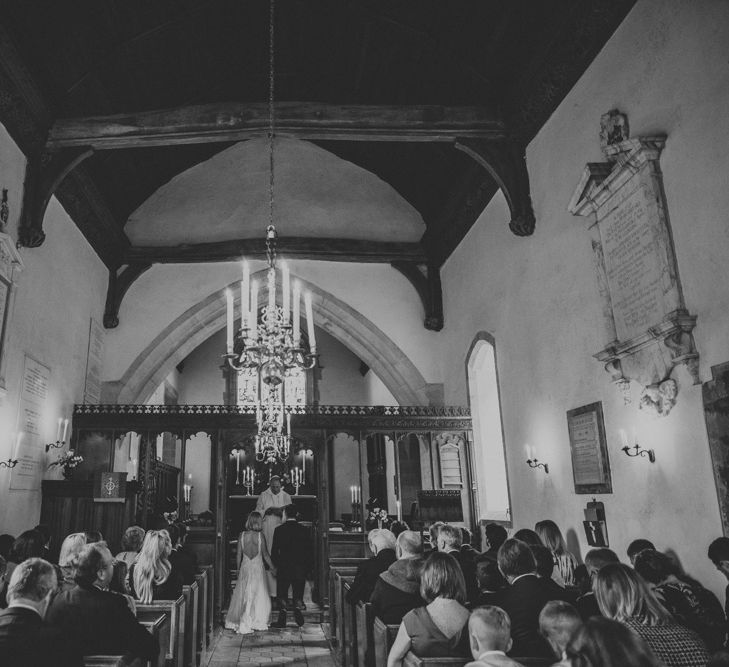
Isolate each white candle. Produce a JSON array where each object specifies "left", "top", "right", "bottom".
[
  {"left": 302, "top": 450, "right": 306, "bottom": 477},
  {"left": 225, "top": 288, "right": 234, "bottom": 353},
  {"left": 350, "top": 486, "right": 354, "bottom": 503},
  {"left": 56, "top": 417, "right": 62, "bottom": 442},
  {"left": 396, "top": 500, "right": 402, "bottom": 521},
  {"left": 236, "top": 450, "right": 240, "bottom": 475},
  {"left": 62, "top": 419, "right": 69, "bottom": 443},
  {"left": 287, "top": 411, "right": 291, "bottom": 436},
  {"left": 305, "top": 291, "right": 316, "bottom": 353},
  {"left": 268, "top": 267, "right": 276, "bottom": 313},
  {"left": 250, "top": 280, "right": 259, "bottom": 338},
  {"left": 293, "top": 281, "right": 301, "bottom": 345},
  {"left": 241, "top": 261, "right": 250, "bottom": 328},
  {"left": 282, "top": 262, "right": 290, "bottom": 324}
]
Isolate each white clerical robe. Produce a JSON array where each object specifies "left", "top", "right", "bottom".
[{"left": 256, "top": 488, "right": 292, "bottom": 513}]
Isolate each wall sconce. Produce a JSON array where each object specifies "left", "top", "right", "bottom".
[
  {"left": 527, "top": 458, "right": 549, "bottom": 473},
  {"left": 622, "top": 443, "right": 655, "bottom": 463},
  {"left": 0, "top": 458, "right": 18, "bottom": 469},
  {"left": 45, "top": 418, "right": 69, "bottom": 452},
  {"left": 619, "top": 428, "right": 655, "bottom": 463}
]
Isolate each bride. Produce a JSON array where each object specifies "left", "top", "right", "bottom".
[{"left": 225, "top": 511, "right": 273, "bottom": 634}]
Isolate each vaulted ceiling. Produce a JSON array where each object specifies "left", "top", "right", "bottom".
[{"left": 0, "top": 0, "right": 636, "bottom": 329}]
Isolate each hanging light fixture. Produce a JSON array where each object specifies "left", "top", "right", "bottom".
[{"left": 223, "top": 0, "right": 317, "bottom": 465}]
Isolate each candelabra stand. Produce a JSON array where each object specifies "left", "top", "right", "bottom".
[
  {"left": 245, "top": 480, "right": 254, "bottom": 495},
  {"left": 294, "top": 482, "right": 300, "bottom": 496}
]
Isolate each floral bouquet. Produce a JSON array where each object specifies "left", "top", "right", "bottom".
[
  {"left": 368, "top": 507, "right": 389, "bottom": 528},
  {"left": 48, "top": 450, "right": 84, "bottom": 478}
]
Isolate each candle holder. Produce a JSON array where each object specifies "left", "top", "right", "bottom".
[
  {"left": 45, "top": 439, "right": 65, "bottom": 453},
  {"left": 527, "top": 458, "right": 549, "bottom": 473},
  {"left": 0, "top": 458, "right": 18, "bottom": 469},
  {"left": 622, "top": 443, "right": 655, "bottom": 463}
]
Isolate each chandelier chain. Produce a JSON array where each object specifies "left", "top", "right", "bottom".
[{"left": 268, "top": 0, "right": 275, "bottom": 232}]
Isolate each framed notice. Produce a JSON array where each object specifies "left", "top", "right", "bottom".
[
  {"left": 566, "top": 401, "right": 612, "bottom": 494},
  {"left": 83, "top": 318, "right": 104, "bottom": 404}
]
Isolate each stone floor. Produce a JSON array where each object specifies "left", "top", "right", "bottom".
[{"left": 205, "top": 621, "right": 336, "bottom": 667}]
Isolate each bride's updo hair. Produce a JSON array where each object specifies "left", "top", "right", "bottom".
[{"left": 246, "top": 511, "right": 263, "bottom": 531}]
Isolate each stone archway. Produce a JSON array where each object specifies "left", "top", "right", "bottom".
[{"left": 107, "top": 274, "right": 436, "bottom": 406}]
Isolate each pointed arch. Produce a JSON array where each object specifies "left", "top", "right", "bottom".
[{"left": 109, "top": 273, "right": 435, "bottom": 406}]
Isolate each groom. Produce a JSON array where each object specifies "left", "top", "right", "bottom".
[{"left": 270, "top": 505, "right": 312, "bottom": 627}]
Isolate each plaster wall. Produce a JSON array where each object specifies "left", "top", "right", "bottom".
[
  {"left": 440, "top": 0, "right": 729, "bottom": 599},
  {"left": 0, "top": 123, "right": 108, "bottom": 534},
  {"left": 176, "top": 329, "right": 227, "bottom": 405},
  {"left": 103, "top": 260, "right": 441, "bottom": 397}
]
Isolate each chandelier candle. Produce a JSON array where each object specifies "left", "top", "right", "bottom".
[
  {"left": 226, "top": 288, "right": 234, "bottom": 354},
  {"left": 293, "top": 280, "right": 301, "bottom": 344},
  {"left": 282, "top": 262, "right": 290, "bottom": 324},
  {"left": 250, "top": 280, "right": 259, "bottom": 338},
  {"left": 305, "top": 291, "right": 316, "bottom": 353},
  {"left": 241, "top": 260, "right": 249, "bottom": 328}
]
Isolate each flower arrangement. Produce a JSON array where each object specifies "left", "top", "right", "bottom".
[
  {"left": 48, "top": 450, "right": 84, "bottom": 478},
  {"left": 368, "top": 507, "right": 389, "bottom": 527}
]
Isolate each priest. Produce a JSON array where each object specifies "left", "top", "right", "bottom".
[{"left": 256, "top": 476, "right": 292, "bottom": 513}]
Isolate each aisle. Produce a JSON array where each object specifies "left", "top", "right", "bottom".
[{"left": 206, "top": 621, "right": 335, "bottom": 667}]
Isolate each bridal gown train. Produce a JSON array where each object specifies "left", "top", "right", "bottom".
[{"left": 225, "top": 531, "right": 271, "bottom": 634}]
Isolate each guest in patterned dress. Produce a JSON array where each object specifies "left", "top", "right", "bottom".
[
  {"left": 594, "top": 563, "right": 710, "bottom": 667},
  {"left": 565, "top": 617, "right": 662, "bottom": 667}
]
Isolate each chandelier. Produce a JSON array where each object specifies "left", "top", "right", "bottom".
[{"left": 222, "top": 0, "right": 317, "bottom": 465}]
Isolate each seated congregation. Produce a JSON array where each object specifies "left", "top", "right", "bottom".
[
  {"left": 336, "top": 519, "right": 729, "bottom": 667},
  {"left": 0, "top": 520, "right": 210, "bottom": 667}
]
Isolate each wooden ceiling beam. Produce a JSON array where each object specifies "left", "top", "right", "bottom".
[
  {"left": 124, "top": 237, "right": 427, "bottom": 265},
  {"left": 46, "top": 102, "right": 506, "bottom": 149}
]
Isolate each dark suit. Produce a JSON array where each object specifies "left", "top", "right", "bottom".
[
  {"left": 493, "top": 574, "right": 553, "bottom": 658},
  {"left": 445, "top": 548, "right": 479, "bottom": 604},
  {"left": 345, "top": 549, "right": 397, "bottom": 604},
  {"left": 271, "top": 520, "right": 312, "bottom": 603},
  {"left": 170, "top": 546, "right": 198, "bottom": 585},
  {"left": 46, "top": 582, "right": 158, "bottom": 660},
  {"left": 0, "top": 606, "right": 82, "bottom": 667}
]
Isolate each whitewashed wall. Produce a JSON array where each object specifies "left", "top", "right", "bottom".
[
  {"left": 440, "top": 0, "right": 729, "bottom": 598},
  {"left": 0, "top": 123, "right": 107, "bottom": 534}
]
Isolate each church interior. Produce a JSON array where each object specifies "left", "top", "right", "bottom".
[{"left": 1, "top": 1, "right": 729, "bottom": 666}]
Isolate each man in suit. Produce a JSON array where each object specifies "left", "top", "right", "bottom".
[
  {"left": 493, "top": 538, "right": 553, "bottom": 658},
  {"left": 532, "top": 545, "right": 573, "bottom": 603},
  {"left": 465, "top": 606, "right": 524, "bottom": 667},
  {"left": 168, "top": 523, "right": 198, "bottom": 585},
  {"left": 345, "top": 528, "right": 397, "bottom": 606},
  {"left": 438, "top": 524, "right": 479, "bottom": 604},
  {"left": 539, "top": 600, "right": 583, "bottom": 666},
  {"left": 0, "top": 557, "right": 82, "bottom": 667},
  {"left": 46, "top": 542, "right": 158, "bottom": 661},
  {"left": 271, "top": 505, "right": 313, "bottom": 627}
]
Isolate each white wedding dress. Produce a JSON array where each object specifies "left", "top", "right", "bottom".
[{"left": 225, "top": 531, "right": 271, "bottom": 634}]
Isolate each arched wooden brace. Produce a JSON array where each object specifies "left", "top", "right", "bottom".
[
  {"left": 390, "top": 261, "right": 443, "bottom": 331},
  {"left": 454, "top": 139, "right": 536, "bottom": 237},
  {"left": 103, "top": 263, "right": 152, "bottom": 328},
  {"left": 17, "top": 147, "right": 94, "bottom": 248}
]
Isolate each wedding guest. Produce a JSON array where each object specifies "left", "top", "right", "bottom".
[
  {"left": 346, "top": 528, "right": 396, "bottom": 604},
  {"left": 594, "top": 563, "right": 710, "bottom": 667},
  {"left": 438, "top": 524, "right": 478, "bottom": 604},
  {"left": 0, "top": 534, "right": 14, "bottom": 561},
  {"left": 0, "top": 530, "right": 46, "bottom": 607},
  {"left": 167, "top": 523, "right": 197, "bottom": 585},
  {"left": 387, "top": 552, "right": 471, "bottom": 666},
  {"left": 532, "top": 545, "right": 571, "bottom": 602},
  {"left": 492, "top": 539, "right": 553, "bottom": 658},
  {"left": 465, "top": 606, "right": 523, "bottom": 667},
  {"left": 635, "top": 548, "right": 726, "bottom": 651},
  {"left": 539, "top": 600, "right": 583, "bottom": 664},
  {"left": 390, "top": 521, "right": 410, "bottom": 539},
  {"left": 535, "top": 520, "right": 578, "bottom": 587},
  {"left": 461, "top": 527, "right": 477, "bottom": 558},
  {"left": 512, "top": 529, "right": 542, "bottom": 547},
  {"left": 0, "top": 558, "right": 82, "bottom": 667},
  {"left": 57, "top": 533, "right": 87, "bottom": 591},
  {"left": 474, "top": 558, "right": 506, "bottom": 607},
  {"left": 427, "top": 522, "right": 445, "bottom": 553},
  {"left": 707, "top": 537, "right": 729, "bottom": 619},
  {"left": 578, "top": 547, "right": 619, "bottom": 620},
  {"left": 482, "top": 524, "right": 508, "bottom": 561},
  {"left": 115, "top": 526, "right": 145, "bottom": 567},
  {"left": 128, "top": 530, "right": 182, "bottom": 602},
  {"left": 371, "top": 530, "right": 424, "bottom": 624},
  {"left": 33, "top": 524, "right": 53, "bottom": 562},
  {"left": 565, "top": 617, "right": 662, "bottom": 667},
  {"left": 46, "top": 543, "right": 157, "bottom": 661},
  {"left": 628, "top": 539, "right": 656, "bottom": 565},
  {"left": 84, "top": 530, "right": 103, "bottom": 544}
]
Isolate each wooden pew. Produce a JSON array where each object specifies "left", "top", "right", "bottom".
[
  {"left": 136, "top": 595, "right": 186, "bottom": 667},
  {"left": 199, "top": 565, "right": 214, "bottom": 643},
  {"left": 329, "top": 565, "right": 359, "bottom": 645},
  {"left": 373, "top": 616, "right": 399, "bottom": 667},
  {"left": 194, "top": 570, "right": 208, "bottom": 663},
  {"left": 402, "top": 655, "right": 468, "bottom": 667},
  {"left": 355, "top": 601, "right": 374, "bottom": 667},
  {"left": 342, "top": 580, "right": 359, "bottom": 667},
  {"left": 139, "top": 610, "right": 167, "bottom": 667},
  {"left": 181, "top": 581, "right": 199, "bottom": 667},
  {"left": 337, "top": 576, "right": 356, "bottom": 665},
  {"left": 84, "top": 658, "right": 143, "bottom": 667}
]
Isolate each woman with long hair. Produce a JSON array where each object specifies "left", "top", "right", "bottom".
[
  {"left": 594, "top": 563, "right": 710, "bottom": 667},
  {"left": 535, "top": 519, "right": 578, "bottom": 587},
  {"left": 128, "top": 529, "right": 182, "bottom": 603},
  {"left": 225, "top": 511, "right": 271, "bottom": 634},
  {"left": 565, "top": 617, "right": 662, "bottom": 667},
  {"left": 58, "top": 532, "right": 87, "bottom": 591},
  {"left": 387, "top": 551, "right": 471, "bottom": 667}
]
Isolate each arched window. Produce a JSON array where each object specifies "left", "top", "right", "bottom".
[{"left": 466, "top": 332, "right": 511, "bottom": 523}]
